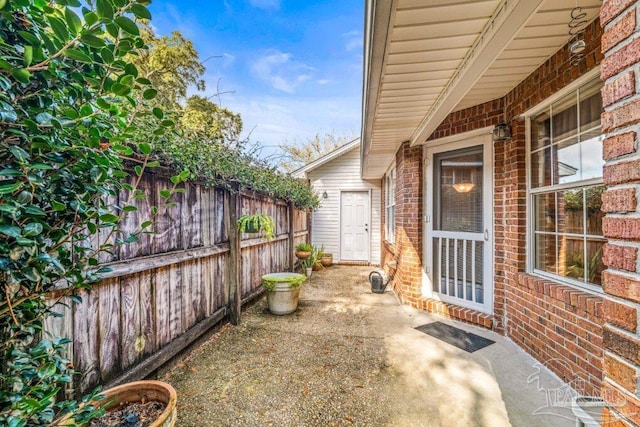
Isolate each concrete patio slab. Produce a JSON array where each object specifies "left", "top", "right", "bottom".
[{"left": 164, "top": 266, "right": 579, "bottom": 426}]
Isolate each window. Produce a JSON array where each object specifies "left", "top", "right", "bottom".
[
  {"left": 529, "top": 78, "right": 605, "bottom": 289},
  {"left": 385, "top": 167, "right": 396, "bottom": 244}
]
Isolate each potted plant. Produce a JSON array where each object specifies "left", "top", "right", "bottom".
[
  {"left": 262, "top": 272, "right": 307, "bottom": 315},
  {"left": 57, "top": 380, "right": 177, "bottom": 426},
  {"left": 237, "top": 214, "right": 276, "bottom": 240},
  {"left": 301, "top": 257, "right": 314, "bottom": 278},
  {"left": 311, "top": 245, "right": 324, "bottom": 271},
  {"left": 295, "top": 242, "right": 313, "bottom": 260},
  {"left": 320, "top": 252, "right": 333, "bottom": 267}
]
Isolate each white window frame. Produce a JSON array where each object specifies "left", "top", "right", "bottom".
[
  {"left": 523, "top": 68, "right": 605, "bottom": 294},
  {"left": 385, "top": 166, "right": 396, "bottom": 244}
]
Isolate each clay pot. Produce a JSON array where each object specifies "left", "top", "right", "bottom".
[
  {"left": 312, "top": 262, "right": 323, "bottom": 271},
  {"left": 320, "top": 253, "right": 333, "bottom": 267},
  {"left": 62, "top": 380, "right": 177, "bottom": 426},
  {"left": 295, "top": 250, "right": 311, "bottom": 260}
]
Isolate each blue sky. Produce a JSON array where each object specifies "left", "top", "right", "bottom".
[{"left": 147, "top": 0, "right": 364, "bottom": 160}]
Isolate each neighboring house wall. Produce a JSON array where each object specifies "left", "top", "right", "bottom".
[
  {"left": 382, "top": 19, "right": 606, "bottom": 398},
  {"left": 599, "top": 2, "right": 640, "bottom": 424},
  {"left": 307, "top": 147, "right": 381, "bottom": 264}
]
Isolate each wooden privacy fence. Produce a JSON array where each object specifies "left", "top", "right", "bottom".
[{"left": 44, "top": 171, "right": 309, "bottom": 397}]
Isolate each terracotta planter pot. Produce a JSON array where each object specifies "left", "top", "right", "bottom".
[
  {"left": 312, "top": 262, "right": 322, "bottom": 271},
  {"left": 62, "top": 380, "right": 177, "bottom": 426},
  {"left": 320, "top": 253, "right": 333, "bottom": 267},
  {"left": 295, "top": 250, "right": 311, "bottom": 260}
]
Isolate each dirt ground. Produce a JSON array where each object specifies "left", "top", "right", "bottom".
[{"left": 163, "top": 265, "right": 575, "bottom": 427}]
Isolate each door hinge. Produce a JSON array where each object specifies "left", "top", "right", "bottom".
[{"left": 424, "top": 215, "right": 430, "bottom": 223}]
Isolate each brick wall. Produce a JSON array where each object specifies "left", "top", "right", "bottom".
[
  {"left": 387, "top": 142, "right": 423, "bottom": 304},
  {"left": 428, "top": 98, "right": 504, "bottom": 142},
  {"left": 600, "top": 1, "right": 640, "bottom": 424},
  {"left": 508, "top": 273, "right": 604, "bottom": 396},
  {"left": 384, "top": 17, "right": 609, "bottom": 398}
]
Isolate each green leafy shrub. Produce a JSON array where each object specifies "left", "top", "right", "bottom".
[
  {"left": 153, "top": 130, "right": 319, "bottom": 209},
  {"left": 0, "top": 1, "right": 187, "bottom": 424}
]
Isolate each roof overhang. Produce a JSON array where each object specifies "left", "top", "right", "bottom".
[
  {"left": 291, "top": 138, "right": 360, "bottom": 178},
  {"left": 361, "top": 0, "right": 601, "bottom": 180}
]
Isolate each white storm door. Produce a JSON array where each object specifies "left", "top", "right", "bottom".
[
  {"left": 424, "top": 135, "right": 493, "bottom": 314},
  {"left": 340, "top": 191, "right": 370, "bottom": 261}
]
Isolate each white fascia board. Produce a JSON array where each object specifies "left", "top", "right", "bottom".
[{"left": 361, "top": 0, "right": 395, "bottom": 179}]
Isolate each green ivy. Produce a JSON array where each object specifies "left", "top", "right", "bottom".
[
  {"left": 152, "top": 129, "right": 319, "bottom": 210},
  {"left": 0, "top": 1, "right": 187, "bottom": 425}
]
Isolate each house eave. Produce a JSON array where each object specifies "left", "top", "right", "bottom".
[
  {"left": 291, "top": 138, "right": 360, "bottom": 179},
  {"left": 360, "top": 0, "right": 602, "bottom": 180}
]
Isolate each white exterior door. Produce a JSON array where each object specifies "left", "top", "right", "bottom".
[
  {"left": 340, "top": 191, "right": 370, "bottom": 261},
  {"left": 424, "top": 134, "right": 493, "bottom": 314}
]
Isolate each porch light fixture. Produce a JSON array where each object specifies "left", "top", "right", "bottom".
[
  {"left": 492, "top": 123, "right": 511, "bottom": 142},
  {"left": 452, "top": 182, "right": 475, "bottom": 193},
  {"left": 322, "top": 191, "right": 328, "bottom": 199}
]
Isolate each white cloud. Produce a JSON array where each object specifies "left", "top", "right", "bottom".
[
  {"left": 342, "top": 30, "right": 363, "bottom": 52},
  {"left": 224, "top": 94, "right": 361, "bottom": 161},
  {"left": 221, "top": 53, "right": 235, "bottom": 68},
  {"left": 317, "top": 79, "right": 330, "bottom": 85},
  {"left": 249, "top": 0, "right": 280, "bottom": 10},
  {"left": 251, "top": 50, "right": 314, "bottom": 94}
]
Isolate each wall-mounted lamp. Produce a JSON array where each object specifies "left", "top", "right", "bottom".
[
  {"left": 492, "top": 123, "right": 511, "bottom": 142},
  {"left": 322, "top": 191, "right": 328, "bottom": 199}
]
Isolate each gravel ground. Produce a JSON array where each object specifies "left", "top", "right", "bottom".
[
  {"left": 163, "top": 266, "right": 404, "bottom": 426},
  {"left": 163, "top": 265, "right": 575, "bottom": 427}
]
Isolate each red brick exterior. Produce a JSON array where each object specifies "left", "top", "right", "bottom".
[
  {"left": 386, "top": 143, "right": 423, "bottom": 306},
  {"left": 508, "top": 273, "right": 604, "bottom": 396},
  {"left": 604, "top": 132, "right": 637, "bottom": 160},
  {"left": 380, "top": 17, "right": 614, "bottom": 407}
]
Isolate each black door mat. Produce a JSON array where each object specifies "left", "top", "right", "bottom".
[{"left": 415, "top": 321, "right": 495, "bottom": 353}]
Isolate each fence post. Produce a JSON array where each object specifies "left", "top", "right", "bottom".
[
  {"left": 227, "top": 188, "right": 241, "bottom": 325},
  {"left": 288, "top": 201, "right": 295, "bottom": 272}
]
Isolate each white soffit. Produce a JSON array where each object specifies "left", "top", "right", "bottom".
[
  {"left": 362, "top": 0, "right": 601, "bottom": 180},
  {"left": 457, "top": 0, "right": 601, "bottom": 110}
]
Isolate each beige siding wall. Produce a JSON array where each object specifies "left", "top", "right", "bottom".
[{"left": 307, "top": 148, "right": 381, "bottom": 264}]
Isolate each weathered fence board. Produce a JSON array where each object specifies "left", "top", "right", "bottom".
[
  {"left": 139, "top": 273, "right": 155, "bottom": 358},
  {"left": 45, "top": 175, "right": 309, "bottom": 394},
  {"left": 168, "top": 265, "right": 182, "bottom": 340},
  {"left": 73, "top": 289, "right": 100, "bottom": 393},
  {"left": 120, "top": 273, "right": 141, "bottom": 369},
  {"left": 98, "top": 279, "right": 120, "bottom": 383},
  {"left": 154, "top": 266, "right": 171, "bottom": 349}
]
